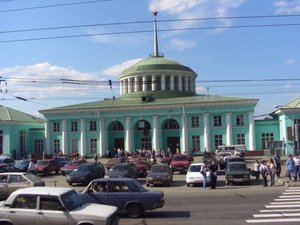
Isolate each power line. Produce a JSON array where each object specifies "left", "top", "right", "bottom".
[
  {"left": 0, "top": 0, "right": 111, "bottom": 13},
  {"left": 1, "top": 22, "right": 300, "bottom": 44}
]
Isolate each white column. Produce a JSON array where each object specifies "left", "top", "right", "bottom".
[
  {"left": 80, "top": 119, "right": 86, "bottom": 157},
  {"left": 62, "top": 120, "right": 67, "bottom": 154},
  {"left": 204, "top": 113, "right": 210, "bottom": 152},
  {"left": 170, "top": 75, "right": 174, "bottom": 90},
  {"left": 45, "top": 121, "right": 50, "bottom": 154},
  {"left": 226, "top": 113, "right": 232, "bottom": 146},
  {"left": 151, "top": 75, "right": 156, "bottom": 91},
  {"left": 135, "top": 77, "right": 138, "bottom": 92},
  {"left": 161, "top": 75, "right": 166, "bottom": 90},
  {"left": 182, "top": 110, "right": 187, "bottom": 153},
  {"left": 125, "top": 117, "right": 131, "bottom": 152},
  {"left": 178, "top": 76, "right": 182, "bottom": 91},
  {"left": 99, "top": 117, "right": 104, "bottom": 157},
  {"left": 142, "top": 76, "right": 147, "bottom": 91},
  {"left": 249, "top": 111, "right": 255, "bottom": 151},
  {"left": 152, "top": 116, "right": 159, "bottom": 151}
]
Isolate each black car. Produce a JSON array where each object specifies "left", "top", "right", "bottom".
[
  {"left": 106, "top": 163, "right": 138, "bottom": 179},
  {"left": 66, "top": 162, "right": 105, "bottom": 185},
  {"left": 146, "top": 163, "right": 173, "bottom": 186}
]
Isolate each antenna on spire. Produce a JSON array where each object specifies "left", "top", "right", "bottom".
[{"left": 152, "top": 10, "right": 159, "bottom": 57}]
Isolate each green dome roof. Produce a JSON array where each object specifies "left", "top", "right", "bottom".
[{"left": 119, "top": 55, "right": 196, "bottom": 78}]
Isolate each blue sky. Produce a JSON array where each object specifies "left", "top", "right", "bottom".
[{"left": 0, "top": 0, "right": 299, "bottom": 117}]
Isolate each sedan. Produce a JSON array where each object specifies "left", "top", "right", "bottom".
[
  {"left": 66, "top": 162, "right": 105, "bottom": 186},
  {"left": 80, "top": 178, "right": 165, "bottom": 218},
  {"left": 0, "top": 172, "right": 45, "bottom": 199},
  {"left": 60, "top": 158, "right": 87, "bottom": 176},
  {"left": 186, "top": 162, "right": 211, "bottom": 187},
  {"left": 146, "top": 163, "right": 173, "bottom": 186},
  {"left": 106, "top": 163, "right": 138, "bottom": 179},
  {"left": 225, "top": 161, "right": 250, "bottom": 185},
  {"left": 0, "top": 187, "right": 119, "bottom": 225}
]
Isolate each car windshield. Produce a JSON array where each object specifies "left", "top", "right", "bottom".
[
  {"left": 19, "top": 160, "right": 29, "bottom": 165},
  {"left": 129, "top": 179, "right": 147, "bottom": 192},
  {"left": 36, "top": 160, "right": 49, "bottom": 166},
  {"left": 61, "top": 190, "right": 84, "bottom": 211},
  {"left": 151, "top": 166, "right": 168, "bottom": 173},
  {"left": 228, "top": 164, "right": 247, "bottom": 171},
  {"left": 188, "top": 165, "right": 201, "bottom": 172},
  {"left": 173, "top": 156, "right": 187, "bottom": 161},
  {"left": 110, "top": 165, "right": 128, "bottom": 171},
  {"left": 24, "top": 173, "right": 42, "bottom": 182}
]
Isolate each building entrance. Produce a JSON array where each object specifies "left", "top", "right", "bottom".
[
  {"left": 114, "top": 138, "right": 124, "bottom": 150},
  {"left": 167, "top": 137, "right": 180, "bottom": 154}
]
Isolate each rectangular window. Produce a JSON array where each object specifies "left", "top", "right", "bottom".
[
  {"left": 214, "top": 135, "right": 223, "bottom": 149},
  {"left": 191, "top": 116, "right": 200, "bottom": 128},
  {"left": 53, "top": 122, "right": 60, "bottom": 132},
  {"left": 236, "top": 114, "right": 245, "bottom": 126},
  {"left": 237, "top": 133, "right": 245, "bottom": 145},
  {"left": 71, "top": 139, "right": 78, "bottom": 153},
  {"left": 71, "top": 121, "right": 78, "bottom": 132},
  {"left": 34, "top": 140, "right": 44, "bottom": 154},
  {"left": 90, "top": 138, "right": 97, "bottom": 154},
  {"left": 262, "top": 133, "right": 274, "bottom": 149},
  {"left": 89, "top": 121, "right": 97, "bottom": 131},
  {"left": 53, "top": 139, "right": 60, "bottom": 153},
  {"left": 213, "top": 115, "right": 222, "bottom": 127},
  {"left": 19, "top": 130, "right": 25, "bottom": 153},
  {"left": 192, "top": 135, "right": 200, "bottom": 151}
]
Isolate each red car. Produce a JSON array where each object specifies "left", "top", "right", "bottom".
[
  {"left": 34, "top": 159, "right": 61, "bottom": 176},
  {"left": 60, "top": 159, "right": 88, "bottom": 176},
  {"left": 170, "top": 154, "right": 191, "bottom": 173},
  {"left": 128, "top": 157, "right": 151, "bottom": 177}
]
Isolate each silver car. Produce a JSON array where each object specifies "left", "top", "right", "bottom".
[
  {"left": 0, "top": 187, "right": 119, "bottom": 225},
  {"left": 0, "top": 172, "right": 45, "bottom": 199}
]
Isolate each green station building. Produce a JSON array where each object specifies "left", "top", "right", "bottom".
[{"left": 1, "top": 18, "right": 300, "bottom": 158}]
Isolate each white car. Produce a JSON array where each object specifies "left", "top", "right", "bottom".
[
  {"left": 0, "top": 187, "right": 119, "bottom": 225},
  {"left": 186, "top": 162, "right": 211, "bottom": 187}
]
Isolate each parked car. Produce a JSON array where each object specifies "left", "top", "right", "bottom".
[
  {"left": 0, "top": 156, "right": 15, "bottom": 165},
  {"left": 160, "top": 155, "right": 174, "bottom": 165},
  {"left": 0, "top": 164, "right": 18, "bottom": 173},
  {"left": 66, "top": 162, "right": 105, "bottom": 185},
  {"left": 80, "top": 178, "right": 165, "bottom": 218},
  {"left": 202, "top": 151, "right": 217, "bottom": 164},
  {"left": 146, "top": 163, "right": 173, "bottom": 186},
  {"left": 128, "top": 157, "right": 151, "bottom": 177},
  {"left": 14, "top": 159, "right": 37, "bottom": 172},
  {"left": 106, "top": 163, "right": 138, "bottom": 179},
  {"left": 0, "top": 172, "right": 45, "bottom": 199},
  {"left": 225, "top": 161, "right": 251, "bottom": 185},
  {"left": 169, "top": 154, "right": 191, "bottom": 173},
  {"left": 0, "top": 187, "right": 119, "bottom": 225},
  {"left": 186, "top": 162, "right": 211, "bottom": 187},
  {"left": 106, "top": 157, "right": 127, "bottom": 170},
  {"left": 53, "top": 156, "right": 70, "bottom": 167},
  {"left": 60, "top": 158, "right": 87, "bottom": 176},
  {"left": 216, "top": 152, "right": 233, "bottom": 170},
  {"left": 34, "top": 159, "right": 61, "bottom": 175},
  {"left": 226, "top": 156, "right": 245, "bottom": 164}
]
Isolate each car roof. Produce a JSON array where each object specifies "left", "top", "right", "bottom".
[
  {"left": 227, "top": 161, "right": 247, "bottom": 165},
  {"left": 189, "top": 162, "right": 204, "bottom": 166},
  {"left": 10, "top": 187, "right": 73, "bottom": 196},
  {"left": 91, "top": 177, "right": 136, "bottom": 182},
  {"left": 0, "top": 172, "right": 27, "bottom": 175}
]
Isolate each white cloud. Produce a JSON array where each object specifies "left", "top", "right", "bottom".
[
  {"left": 102, "top": 58, "right": 144, "bottom": 76},
  {"left": 286, "top": 59, "right": 296, "bottom": 65},
  {"left": 168, "top": 38, "right": 196, "bottom": 51},
  {"left": 273, "top": 0, "right": 300, "bottom": 14}
]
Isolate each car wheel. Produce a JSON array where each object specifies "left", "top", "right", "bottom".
[
  {"left": 186, "top": 183, "right": 190, "bottom": 187},
  {"left": 0, "top": 222, "right": 12, "bottom": 225},
  {"left": 68, "top": 182, "right": 73, "bottom": 186},
  {"left": 126, "top": 203, "right": 143, "bottom": 218},
  {"left": 146, "top": 183, "right": 150, "bottom": 186}
]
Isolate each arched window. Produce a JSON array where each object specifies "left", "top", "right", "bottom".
[{"left": 163, "top": 119, "right": 179, "bottom": 129}]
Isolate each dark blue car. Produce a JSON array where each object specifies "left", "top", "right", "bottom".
[{"left": 79, "top": 178, "right": 165, "bottom": 218}]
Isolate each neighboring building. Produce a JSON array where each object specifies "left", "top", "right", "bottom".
[
  {"left": 0, "top": 105, "right": 44, "bottom": 158},
  {"left": 39, "top": 16, "right": 258, "bottom": 157}
]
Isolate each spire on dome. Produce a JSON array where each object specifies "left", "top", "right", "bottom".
[{"left": 152, "top": 10, "right": 160, "bottom": 57}]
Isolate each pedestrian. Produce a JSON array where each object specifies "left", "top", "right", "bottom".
[
  {"left": 293, "top": 154, "right": 300, "bottom": 181},
  {"left": 94, "top": 153, "right": 98, "bottom": 163},
  {"left": 209, "top": 160, "right": 218, "bottom": 189},
  {"left": 286, "top": 154, "right": 296, "bottom": 182},
  {"left": 260, "top": 160, "right": 268, "bottom": 187},
  {"left": 267, "top": 158, "right": 275, "bottom": 186},
  {"left": 200, "top": 161, "right": 209, "bottom": 190},
  {"left": 273, "top": 152, "right": 281, "bottom": 179},
  {"left": 252, "top": 159, "right": 260, "bottom": 181},
  {"left": 28, "top": 159, "right": 35, "bottom": 174}
]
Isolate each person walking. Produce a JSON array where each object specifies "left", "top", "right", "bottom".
[
  {"left": 200, "top": 161, "right": 209, "bottom": 190},
  {"left": 293, "top": 154, "right": 300, "bottom": 181},
  {"left": 273, "top": 152, "right": 281, "bottom": 179},
  {"left": 260, "top": 160, "right": 268, "bottom": 187},
  {"left": 28, "top": 159, "right": 36, "bottom": 174},
  {"left": 209, "top": 160, "right": 218, "bottom": 189},
  {"left": 287, "top": 154, "right": 296, "bottom": 182},
  {"left": 252, "top": 159, "right": 260, "bottom": 181},
  {"left": 267, "top": 158, "right": 276, "bottom": 186}
]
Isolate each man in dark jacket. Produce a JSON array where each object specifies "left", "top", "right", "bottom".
[{"left": 209, "top": 160, "right": 218, "bottom": 189}]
